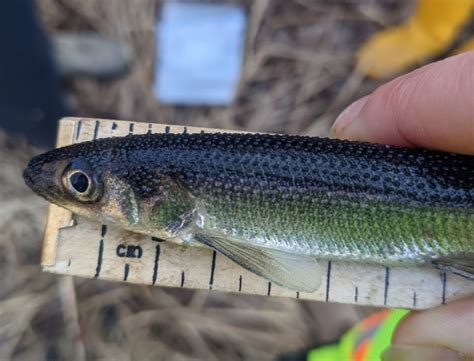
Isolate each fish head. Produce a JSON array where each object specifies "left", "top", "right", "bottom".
[
  {"left": 23, "top": 142, "right": 144, "bottom": 230},
  {"left": 23, "top": 140, "right": 196, "bottom": 238}
]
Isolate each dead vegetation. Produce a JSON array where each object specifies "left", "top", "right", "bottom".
[
  {"left": 1, "top": 1, "right": 412, "bottom": 360},
  {"left": 36, "top": 0, "right": 411, "bottom": 134}
]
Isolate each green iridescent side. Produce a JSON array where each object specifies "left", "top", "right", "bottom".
[{"left": 197, "top": 190, "right": 474, "bottom": 265}]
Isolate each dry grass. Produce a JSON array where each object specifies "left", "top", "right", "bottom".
[
  {"left": 1, "top": 1, "right": 414, "bottom": 360},
  {"left": 36, "top": 0, "right": 412, "bottom": 134}
]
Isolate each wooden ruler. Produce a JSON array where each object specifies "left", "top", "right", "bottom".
[{"left": 42, "top": 117, "right": 474, "bottom": 309}]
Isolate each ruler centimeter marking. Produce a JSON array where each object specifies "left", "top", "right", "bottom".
[
  {"left": 93, "top": 120, "right": 100, "bottom": 140},
  {"left": 384, "top": 267, "right": 390, "bottom": 306},
  {"left": 152, "top": 244, "right": 160, "bottom": 285},
  {"left": 123, "top": 264, "right": 130, "bottom": 281},
  {"left": 441, "top": 272, "right": 447, "bottom": 305},
  {"left": 209, "top": 250, "right": 217, "bottom": 290},
  {"left": 43, "top": 117, "right": 474, "bottom": 309},
  {"left": 94, "top": 225, "right": 107, "bottom": 278},
  {"left": 75, "top": 119, "right": 82, "bottom": 140},
  {"left": 94, "top": 239, "right": 104, "bottom": 278},
  {"left": 325, "top": 261, "right": 332, "bottom": 302}
]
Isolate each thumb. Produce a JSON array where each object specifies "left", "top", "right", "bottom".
[
  {"left": 382, "top": 296, "right": 474, "bottom": 361},
  {"left": 332, "top": 51, "right": 474, "bottom": 155}
]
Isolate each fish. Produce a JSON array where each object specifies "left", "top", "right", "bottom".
[{"left": 23, "top": 132, "right": 474, "bottom": 292}]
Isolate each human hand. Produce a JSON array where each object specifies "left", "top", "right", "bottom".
[
  {"left": 381, "top": 296, "right": 474, "bottom": 361},
  {"left": 332, "top": 51, "right": 474, "bottom": 361},
  {"left": 332, "top": 51, "right": 474, "bottom": 156}
]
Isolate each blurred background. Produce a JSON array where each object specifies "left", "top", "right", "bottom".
[{"left": 1, "top": 0, "right": 472, "bottom": 360}]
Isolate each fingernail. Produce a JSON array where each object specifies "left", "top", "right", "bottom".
[
  {"left": 381, "top": 345, "right": 466, "bottom": 361},
  {"left": 331, "top": 96, "right": 369, "bottom": 139}
]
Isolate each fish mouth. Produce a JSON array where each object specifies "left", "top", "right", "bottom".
[
  {"left": 23, "top": 166, "right": 49, "bottom": 198},
  {"left": 23, "top": 168, "right": 36, "bottom": 189},
  {"left": 23, "top": 166, "right": 59, "bottom": 204}
]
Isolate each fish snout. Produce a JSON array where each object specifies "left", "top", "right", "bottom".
[
  {"left": 23, "top": 167, "right": 35, "bottom": 189},
  {"left": 23, "top": 157, "right": 57, "bottom": 195}
]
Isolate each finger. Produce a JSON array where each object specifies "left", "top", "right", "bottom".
[
  {"left": 381, "top": 345, "right": 465, "bottom": 361},
  {"left": 391, "top": 295, "right": 474, "bottom": 357},
  {"left": 332, "top": 51, "right": 474, "bottom": 155}
]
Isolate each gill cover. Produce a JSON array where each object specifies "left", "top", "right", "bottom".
[{"left": 100, "top": 172, "right": 139, "bottom": 226}]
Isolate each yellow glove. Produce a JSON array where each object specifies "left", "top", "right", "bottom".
[{"left": 357, "top": 0, "right": 474, "bottom": 79}]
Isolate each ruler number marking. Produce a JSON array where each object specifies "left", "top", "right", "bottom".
[{"left": 116, "top": 244, "right": 142, "bottom": 258}]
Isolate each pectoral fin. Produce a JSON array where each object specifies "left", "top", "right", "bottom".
[
  {"left": 195, "top": 233, "right": 321, "bottom": 292},
  {"left": 431, "top": 254, "right": 474, "bottom": 280}
]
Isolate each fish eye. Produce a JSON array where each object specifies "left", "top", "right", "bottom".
[
  {"left": 69, "top": 170, "right": 90, "bottom": 193},
  {"left": 62, "top": 166, "right": 101, "bottom": 203}
]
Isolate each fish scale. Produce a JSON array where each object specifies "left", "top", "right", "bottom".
[{"left": 200, "top": 188, "right": 470, "bottom": 263}]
